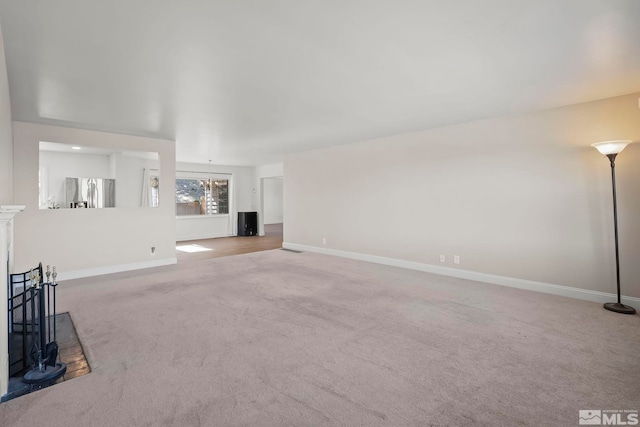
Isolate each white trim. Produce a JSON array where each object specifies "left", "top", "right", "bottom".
[
  {"left": 57, "top": 257, "right": 177, "bottom": 281},
  {"left": 258, "top": 177, "right": 265, "bottom": 236},
  {"left": 0, "top": 205, "right": 24, "bottom": 398},
  {"left": 176, "top": 214, "right": 229, "bottom": 220},
  {"left": 282, "top": 242, "right": 640, "bottom": 310},
  {"left": 0, "top": 205, "right": 26, "bottom": 215},
  {"left": 176, "top": 170, "right": 232, "bottom": 177},
  {"left": 176, "top": 232, "right": 232, "bottom": 242}
]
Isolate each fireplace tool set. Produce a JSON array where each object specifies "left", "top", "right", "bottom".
[{"left": 21, "top": 264, "right": 67, "bottom": 384}]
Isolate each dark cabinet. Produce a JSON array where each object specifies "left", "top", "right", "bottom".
[{"left": 238, "top": 212, "right": 258, "bottom": 236}]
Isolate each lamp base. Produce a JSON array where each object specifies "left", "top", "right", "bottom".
[{"left": 604, "top": 302, "right": 636, "bottom": 315}]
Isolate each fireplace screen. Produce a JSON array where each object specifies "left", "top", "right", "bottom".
[{"left": 8, "top": 266, "right": 41, "bottom": 377}]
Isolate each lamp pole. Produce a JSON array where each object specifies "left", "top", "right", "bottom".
[{"left": 592, "top": 140, "right": 636, "bottom": 315}]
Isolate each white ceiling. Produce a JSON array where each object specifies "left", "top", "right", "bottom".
[{"left": 1, "top": 0, "right": 640, "bottom": 166}]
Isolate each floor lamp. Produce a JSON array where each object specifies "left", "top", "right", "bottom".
[{"left": 591, "top": 140, "right": 636, "bottom": 315}]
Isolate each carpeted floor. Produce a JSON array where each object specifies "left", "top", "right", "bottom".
[{"left": 1, "top": 250, "right": 638, "bottom": 426}]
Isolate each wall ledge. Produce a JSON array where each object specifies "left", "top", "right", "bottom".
[
  {"left": 176, "top": 232, "right": 232, "bottom": 242},
  {"left": 57, "top": 257, "right": 177, "bottom": 281},
  {"left": 282, "top": 242, "right": 640, "bottom": 310}
]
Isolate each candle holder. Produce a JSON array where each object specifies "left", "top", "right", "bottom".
[{"left": 29, "top": 268, "right": 41, "bottom": 289}]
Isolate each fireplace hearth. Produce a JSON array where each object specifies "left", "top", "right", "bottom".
[
  {"left": 3, "top": 264, "right": 90, "bottom": 403},
  {"left": 3, "top": 312, "right": 90, "bottom": 402}
]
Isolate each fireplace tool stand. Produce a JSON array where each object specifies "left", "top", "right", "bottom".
[{"left": 23, "top": 265, "right": 67, "bottom": 385}]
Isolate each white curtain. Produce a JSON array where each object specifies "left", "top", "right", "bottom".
[
  {"left": 141, "top": 168, "right": 151, "bottom": 207},
  {"left": 227, "top": 175, "right": 236, "bottom": 236}
]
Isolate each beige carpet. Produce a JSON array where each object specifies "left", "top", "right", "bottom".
[{"left": 1, "top": 250, "right": 638, "bottom": 426}]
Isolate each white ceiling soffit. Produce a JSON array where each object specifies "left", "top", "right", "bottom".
[{"left": 1, "top": 0, "right": 639, "bottom": 166}]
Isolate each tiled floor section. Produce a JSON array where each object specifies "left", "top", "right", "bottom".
[
  {"left": 176, "top": 222, "right": 283, "bottom": 262},
  {"left": 3, "top": 312, "right": 90, "bottom": 402},
  {"left": 55, "top": 312, "right": 91, "bottom": 381}
]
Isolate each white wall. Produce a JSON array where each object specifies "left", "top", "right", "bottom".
[
  {"left": 0, "top": 23, "right": 14, "bottom": 397},
  {"left": 39, "top": 150, "right": 113, "bottom": 208},
  {"left": 175, "top": 162, "right": 257, "bottom": 241},
  {"left": 40, "top": 149, "right": 159, "bottom": 209},
  {"left": 114, "top": 153, "right": 158, "bottom": 209},
  {"left": 263, "top": 177, "right": 283, "bottom": 224},
  {"left": 0, "top": 22, "right": 12, "bottom": 205},
  {"left": 284, "top": 93, "right": 640, "bottom": 299},
  {"left": 12, "top": 121, "right": 176, "bottom": 276},
  {"left": 256, "top": 163, "right": 284, "bottom": 179}
]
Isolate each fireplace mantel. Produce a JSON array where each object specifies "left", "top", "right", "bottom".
[{"left": 0, "top": 205, "right": 25, "bottom": 398}]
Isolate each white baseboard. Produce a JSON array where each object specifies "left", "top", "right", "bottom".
[
  {"left": 57, "top": 257, "right": 177, "bottom": 281},
  {"left": 282, "top": 242, "right": 640, "bottom": 310}
]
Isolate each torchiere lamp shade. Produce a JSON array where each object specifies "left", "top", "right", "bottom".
[{"left": 591, "top": 140, "right": 632, "bottom": 155}]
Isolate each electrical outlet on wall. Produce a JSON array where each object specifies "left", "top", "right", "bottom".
[
  {"left": 454, "top": 255, "right": 460, "bottom": 264},
  {"left": 151, "top": 246, "right": 156, "bottom": 255},
  {"left": 322, "top": 237, "right": 327, "bottom": 245},
  {"left": 439, "top": 255, "right": 445, "bottom": 263}
]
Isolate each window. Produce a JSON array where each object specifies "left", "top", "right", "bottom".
[
  {"left": 39, "top": 165, "right": 49, "bottom": 208},
  {"left": 175, "top": 175, "right": 228, "bottom": 216},
  {"left": 150, "top": 175, "right": 159, "bottom": 208}
]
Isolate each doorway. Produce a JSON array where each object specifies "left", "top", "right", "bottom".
[{"left": 260, "top": 176, "right": 283, "bottom": 238}]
